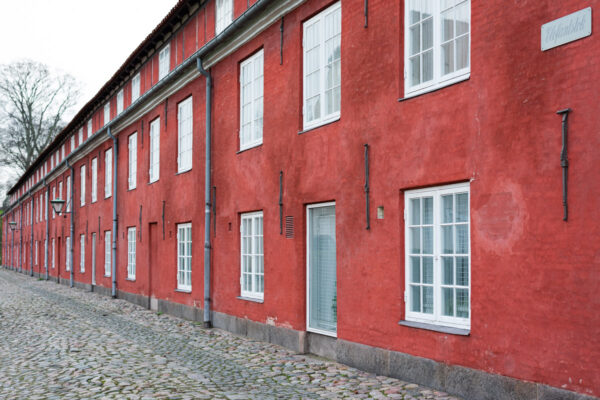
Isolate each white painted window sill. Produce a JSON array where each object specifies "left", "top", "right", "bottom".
[
  {"left": 237, "top": 296, "right": 263, "bottom": 303},
  {"left": 399, "top": 74, "right": 470, "bottom": 102},
  {"left": 398, "top": 320, "right": 470, "bottom": 336}
]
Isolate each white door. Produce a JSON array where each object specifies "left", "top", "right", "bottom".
[
  {"left": 307, "top": 202, "right": 337, "bottom": 336},
  {"left": 91, "top": 233, "right": 96, "bottom": 286}
]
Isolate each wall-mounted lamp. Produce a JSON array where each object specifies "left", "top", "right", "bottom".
[{"left": 50, "top": 198, "right": 70, "bottom": 216}]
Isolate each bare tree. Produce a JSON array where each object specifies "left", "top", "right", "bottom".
[{"left": 0, "top": 60, "right": 80, "bottom": 173}]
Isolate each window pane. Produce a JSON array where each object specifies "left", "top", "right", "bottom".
[
  {"left": 422, "top": 197, "right": 433, "bottom": 224},
  {"left": 422, "top": 226, "right": 433, "bottom": 254},
  {"left": 411, "top": 285, "right": 421, "bottom": 312},
  {"left": 456, "top": 256, "right": 469, "bottom": 286},
  {"left": 422, "top": 50, "right": 433, "bottom": 82},
  {"left": 443, "top": 287, "right": 454, "bottom": 316},
  {"left": 410, "top": 227, "right": 421, "bottom": 253},
  {"left": 422, "top": 17, "right": 433, "bottom": 50},
  {"left": 409, "top": 25, "right": 420, "bottom": 56},
  {"left": 408, "top": 0, "right": 420, "bottom": 24},
  {"left": 443, "top": 256, "right": 454, "bottom": 285},
  {"left": 442, "top": 195, "right": 453, "bottom": 223},
  {"left": 456, "top": 224, "right": 469, "bottom": 254},
  {"left": 456, "top": 289, "right": 469, "bottom": 318},
  {"left": 442, "top": 41, "right": 454, "bottom": 75},
  {"left": 422, "top": 286, "right": 433, "bottom": 314},
  {"left": 422, "top": 257, "right": 433, "bottom": 284},
  {"left": 456, "top": 2, "right": 470, "bottom": 36},
  {"left": 456, "top": 193, "right": 468, "bottom": 222},
  {"left": 410, "top": 198, "right": 420, "bottom": 225},
  {"left": 410, "top": 56, "right": 420, "bottom": 86},
  {"left": 411, "top": 256, "right": 420, "bottom": 283},
  {"left": 441, "top": 9, "right": 454, "bottom": 42},
  {"left": 442, "top": 225, "right": 453, "bottom": 254},
  {"left": 456, "top": 34, "right": 469, "bottom": 70}
]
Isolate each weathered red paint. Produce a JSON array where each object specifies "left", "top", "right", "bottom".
[{"left": 4, "top": 1, "right": 599, "bottom": 397}]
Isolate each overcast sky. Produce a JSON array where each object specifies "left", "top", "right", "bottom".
[{"left": 0, "top": 0, "right": 178, "bottom": 201}]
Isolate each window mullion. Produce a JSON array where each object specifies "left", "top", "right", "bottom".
[{"left": 433, "top": 192, "right": 440, "bottom": 322}]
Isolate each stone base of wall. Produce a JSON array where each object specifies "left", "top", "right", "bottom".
[{"left": 2, "top": 267, "right": 596, "bottom": 400}]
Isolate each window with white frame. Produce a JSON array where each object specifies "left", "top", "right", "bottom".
[
  {"left": 240, "top": 212, "right": 264, "bottom": 300},
  {"left": 87, "top": 119, "right": 92, "bottom": 138},
  {"left": 61, "top": 144, "right": 65, "bottom": 160},
  {"left": 404, "top": 182, "right": 470, "bottom": 330},
  {"left": 71, "top": 135, "right": 75, "bottom": 151},
  {"left": 105, "top": 148, "right": 112, "bottom": 198},
  {"left": 104, "top": 231, "right": 111, "bottom": 276},
  {"left": 177, "top": 97, "right": 193, "bottom": 172},
  {"left": 303, "top": 2, "right": 341, "bottom": 130},
  {"left": 66, "top": 236, "right": 71, "bottom": 272},
  {"left": 132, "top": 73, "right": 141, "bottom": 103},
  {"left": 52, "top": 238, "right": 55, "bottom": 269},
  {"left": 79, "top": 127, "right": 84, "bottom": 145},
  {"left": 58, "top": 181, "right": 63, "bottom": 204},
  {"left": 159, "top": 44, "right": 170, "bottom": 80},
  {"left": 404, "top": 0, "right": 470, "bottom": 97},
  {"left": 80, "top": 234, "right": 85, "bottom": 273},
  {"left": 128, "top": 133, "right": 137, "bottom": 190},
  {"left": 35, "top": 240, "right": 38, "bottom": 265},
  {"left": 52, "top": 186, "right": 56, "bottom": 219},
  {"left": 240, "top": 50, "right": 264, "bottom": 150},
  {"left": 127, "top": 227, "right": 136, "bottom": 279},
  {"left": 117, "top": 89, "right": 124, "bottom": 114},
  {"left": 177, "top": 223, "right": 192, "bottom": 291},
  {"left": 104, "top": 102, "right": 110, "bottom": 125},
  {"left": 216, "top": 0, "right": 233, "bottom": 35},
  {"left": 66, "top": 175, "right": 71, "bottom": 212},
  {"left": 80, "top": 165, "right": 86, "bottom": 206},
  {"left": 149, "top": 118, "right": 160, "bottom": 183},
  {"left": 91, "top": 158, "right": 98, "bottom": 202}
]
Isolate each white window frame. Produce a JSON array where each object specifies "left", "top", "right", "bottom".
[
  {"left": 302, "top": 1, "right": 342, "bottom": 131},
  {"left": 403, "top": 0, "right": 471, "bottom": 98},
  {"left": 177, "top": 223, "right": 192, "bottom": 291},
  {"left": 71, "top": 135, "right": 75, "bottom": 151},
  {"left": 105, "top": 148, "right": 112, "bottom": 198},
  {"left": 104, "top": 231, "right": 111, "bottom": 277},
  {"left": 52, "top": 186, "right": 56, "bottom": 219},
  {"left": 58, "top": 181, "right": 63, "bottom": 203},
  {"left": 61, "top": 144, "right": 65, "bottom": 160},
  {"left": 177, "top": 97, "right": 193, "bottom": 173},
  {"left": 149, "top": 118, "right": 160, "bottom": 183},
  {"left": 127, "top": 227, "right": 136, "bottom": 280},
  {"left": 215, "top": 0, "right": 233, "bottom": 35},
  {"left": 87, "top": 119, "right": 92, "bottom": 138},
  {"left": 404, "top": 182, "right": 471, "bottom": 330},
  {"left": 80, "top": 165, "right": 86, "bottom": 206},
  {"left": 128, "top": 132, "right": 137, "bottom": 190},
  {"left": 117, "top": 89, "right": 124, "bottom": 114},
  {"left": 66, "top": 236, "right": 71, "bottom": 272},
  {"left": 35, "top": 240, "right": 38, "bottom": 265},
  {"left": 240, "top": 211, "right": 264, "bottom": 300},
  {"left": 159, "top": 44, "right": 170, "bottom": 80},
  {"left": 80, "top": 234, "right": 85, "bottom": 273},
  {"left": 132, "top": 73, "right": 141, "bottom": 103},
  {"left": 239, "top": 50, "right": 264, "bottom": 151},
  {"left": 104, "top": 102, "right": 110, "bottom": 125},
  {"left": 91, "top": 158, "right": 98, "bottom": 203},
  {"left": 51, "top": 238, "right": 55, "bottom": 269},
  {"left": 66, "top": 175, "right": 71, "bottom": 212}
]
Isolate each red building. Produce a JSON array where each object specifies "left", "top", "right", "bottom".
[{"left": 3, "top": 1, "right": 599, "bottom": 398}]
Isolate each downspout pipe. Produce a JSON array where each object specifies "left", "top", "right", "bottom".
[
  {"left": 30, "top": 192, "right": 34, "bottom": 277},
  {"left": 44, "top": 178, "right": 49, "bottom": 281},
  {"left": 19, "top": 202, "right": 23, "bottom": 273},
  {"left": 65, "top": 158, "right": 75, "bottom": 288},
  {"left": 197, "top": 57, "right": 212, "bottom": 329},
  {"left": 107, "top": 126, "right": 118, "bottom": 298}
]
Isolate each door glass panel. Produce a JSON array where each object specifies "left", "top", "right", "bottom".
[{"left": 308, "top": 205, "right": 337, "bottom": 334}]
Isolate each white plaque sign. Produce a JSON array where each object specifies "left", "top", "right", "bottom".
[{"left": 542, "top": 7, "right": 592, "bottom": 51}]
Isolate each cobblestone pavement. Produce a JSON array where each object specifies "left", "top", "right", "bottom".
[{"left": 0, "top": 269, "right": 461, "bottom": 400}]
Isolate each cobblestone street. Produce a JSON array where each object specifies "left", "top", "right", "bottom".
[{"left": 0, "top": 269, "right": 460, "bottom": 399}]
